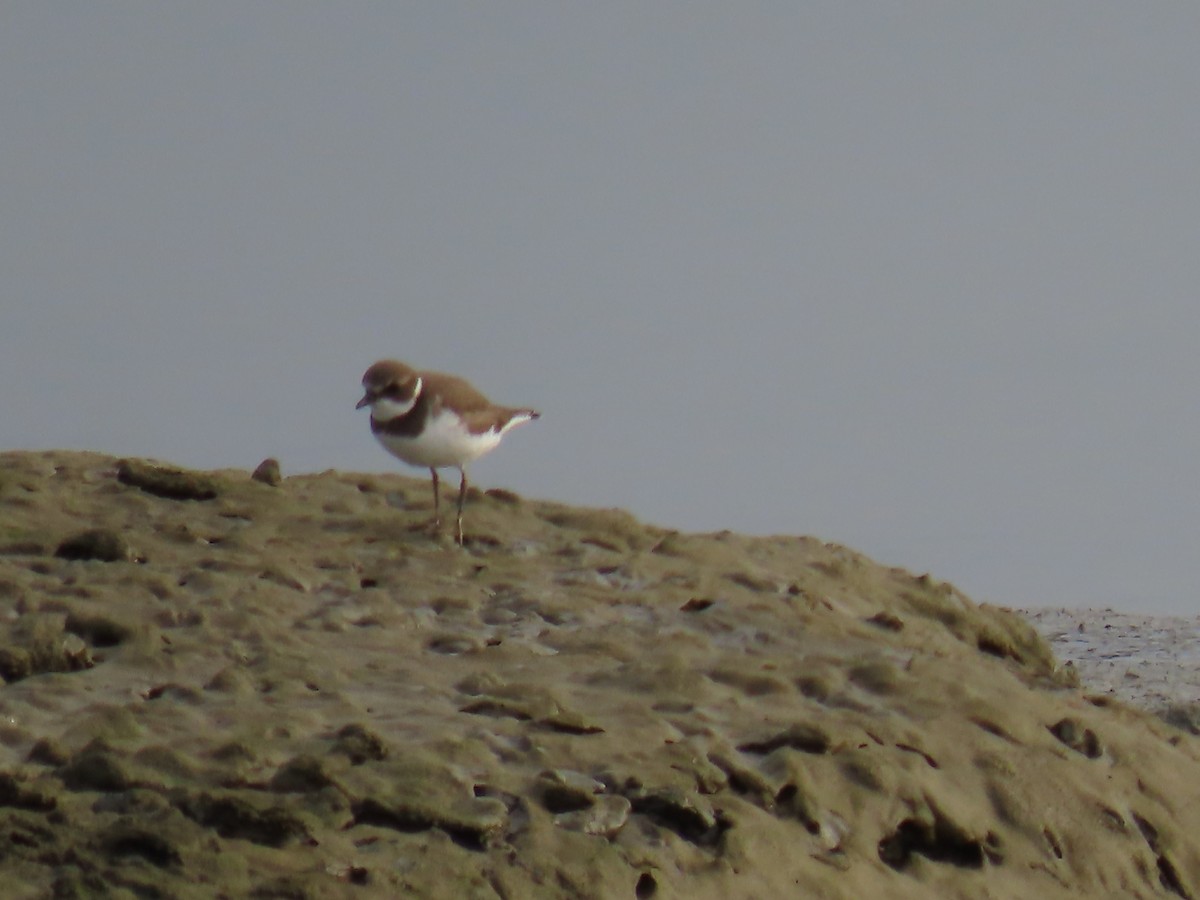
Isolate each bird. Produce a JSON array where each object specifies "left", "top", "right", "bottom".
[{"left": 355, "top": 359, "right": 540, "bottom": 544}]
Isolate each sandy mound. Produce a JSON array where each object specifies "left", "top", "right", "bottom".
[{"left": 1, "top": 450, "right": 1198, "bottom": 898}]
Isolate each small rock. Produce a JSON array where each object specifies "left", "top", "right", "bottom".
[{"left": 252, "top": 458, "right": 283, "bottom": 486}]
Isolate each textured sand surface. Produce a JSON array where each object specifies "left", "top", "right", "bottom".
[{"left": 2, "top": 450, "right": 1200, "bottom": 899}]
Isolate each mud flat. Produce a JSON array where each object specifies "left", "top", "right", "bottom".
[
  {"left": 1, "top": 450, "right": 1199, "bottom": 899},
  {"left": 1021, "top": 607, "right": 1200, "bottom": 734}
]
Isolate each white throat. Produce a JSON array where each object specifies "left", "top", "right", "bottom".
[{"left": 369, "top": 377, "right": 422, "bottom": 421}]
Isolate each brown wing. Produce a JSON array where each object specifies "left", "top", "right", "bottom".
[
  {"left": 458, "top": 406, "right": 539, "bottom": 435},
  {"left": 421, "top": 370, "right": 538, "bottom": 435},
  {"left": 420, "top": 371, "right": 495, "bottom": 411}
]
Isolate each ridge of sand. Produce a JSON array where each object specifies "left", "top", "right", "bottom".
[{"left": 1, "top": 450, "right": 1199, "bottom": 899}]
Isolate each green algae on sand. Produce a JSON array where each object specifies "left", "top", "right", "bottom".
[{"left": 0, "top": 449, "right": 1197, "bottom": 899}]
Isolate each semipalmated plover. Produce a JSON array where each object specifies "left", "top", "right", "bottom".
[{"left": 356, "top": 359, "right": 539, "bottom": 544}]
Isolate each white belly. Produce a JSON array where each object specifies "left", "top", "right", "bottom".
[{"left": 375, "top": 409, "right": 504, "bottom": 469}]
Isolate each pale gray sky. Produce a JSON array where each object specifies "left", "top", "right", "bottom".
[{"left": 4, "top": 4, "right": 1200, "bottom": 613}]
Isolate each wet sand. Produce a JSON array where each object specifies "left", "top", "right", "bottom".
[
  {"left": 2, "top": 450, "right": 1200, "bottom": 899},
  {"left": 1020, "top": 607, "right": 1200, "bottom": 732}
]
